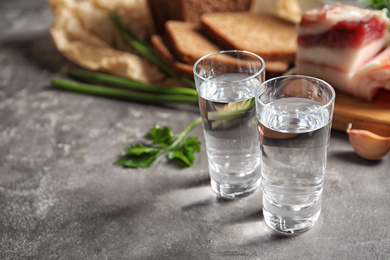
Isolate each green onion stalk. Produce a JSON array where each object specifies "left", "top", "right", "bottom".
[
  {"left": 51, "top": 78, "right": 198, "bottom": 104},
  {"left": 109, "top": 11, "right": 196, "bottom": 88}
]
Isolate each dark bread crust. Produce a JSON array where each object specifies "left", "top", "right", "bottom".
[
  {"left": 151, "top": 34, "right": 193, "bottom": 79},
  {"left": 151, "top": 35, "right": 175, "bottom": 64}
]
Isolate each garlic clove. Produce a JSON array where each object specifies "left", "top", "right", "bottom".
[{"left": 346, "top": 123, "right": 390, "bottom": 160}]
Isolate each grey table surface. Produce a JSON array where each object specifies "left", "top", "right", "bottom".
[{"left": 1, "top": 1, "right": 389, "bottom": 259}]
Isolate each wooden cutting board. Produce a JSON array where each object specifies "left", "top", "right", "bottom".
[{"left": 333, "top": 90, "right": 390, "bottom": 136}]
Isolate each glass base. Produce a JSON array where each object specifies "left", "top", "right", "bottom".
[
  {"left": 263, "top": 208, "right": 321, "bottom": 235},
  {"left": 210, "top": 177, "right": 261, "bottom": 199}
]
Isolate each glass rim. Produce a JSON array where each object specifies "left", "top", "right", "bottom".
[
  {"left": 193, "top": 50, "right": 266, "bottom": 84},
  {"left": 255, "top": 75, "right": 336, "bottom": 109}
]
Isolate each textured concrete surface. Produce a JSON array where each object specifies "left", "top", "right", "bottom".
[{"left": 1, "top": 1, "right": 390, "bottom": 259}]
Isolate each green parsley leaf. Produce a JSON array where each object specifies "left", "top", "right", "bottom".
[
  {"left": 144, "top": 124, "right": 174, "bottom": 146},
  {"left": 360, "top": 0, "right": 390, "bottom": 17},
  {"left": 168, "top": 137, "right": 201, "bottom": 166},
  {"left": 115, "top": 152, "right": 159, "bottom": 168}
]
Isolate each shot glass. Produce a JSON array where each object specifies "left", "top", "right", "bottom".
[
  {"left": 193, "top": 50, "right": 265, "bottom": 199},
  {"left": 255, "top": 75, "right": 335, "bottom": 234}
]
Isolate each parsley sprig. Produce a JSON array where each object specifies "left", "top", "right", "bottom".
[
  {"left": 115, "top": 117, "right": 202, "bottom": 168},
  {"left": 360, "top": 0, "right": 390, "bottom": 16}
]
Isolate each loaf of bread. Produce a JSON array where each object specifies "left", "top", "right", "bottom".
[
  {"left": 147, "top": 0, "right": 252, "bottom": 34},
  {"left": 201, "top": 12, "right": 297, "bottom": 62}
]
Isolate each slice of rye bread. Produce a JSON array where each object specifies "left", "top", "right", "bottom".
[
  {"left": 151, "top": 34, "right": 193, "bottom": 79},
  {"left": 200, "top": 12, "right": 297, "bottom": 62},
  {"left": 164, "top": 21, "right": 220, "bottom": 65},
  {"left": 163, "top": 20, "right": 289, "bottom": 76},
  {"left": 147, "top": 0, "right": 252, "bottom": 34},
  {"left": 152, "top": 23, "right": 289, "bottom": 79}
]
